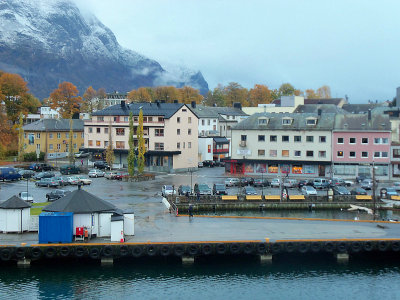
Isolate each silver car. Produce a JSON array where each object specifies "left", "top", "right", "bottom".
[{"left": 361, "top": 179, "right": 373, "bottom": 190}]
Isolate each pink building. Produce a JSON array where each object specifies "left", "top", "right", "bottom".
[{"left": 332, "top": 113, "right": 391, "bottom": 180}]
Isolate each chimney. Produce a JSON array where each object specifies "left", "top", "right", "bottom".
[
  {"left": 368, "top": 109, "right": 372, "bottom": 121},
  {"left": 233, "top": 102, "right": 242, "bottom": 110},
  {"left": 317, "top": 109, "right": 322, "bottom": 117},
  {"left": 120, "top": 101, "right": 125, "bottom": 108},
  {"left": 191, "top": 101, "right": 196, "bottom": 108}
]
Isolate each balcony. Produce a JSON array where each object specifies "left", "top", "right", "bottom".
[{"left": 213, "top": 148, "right": 229, "bottom": 154}]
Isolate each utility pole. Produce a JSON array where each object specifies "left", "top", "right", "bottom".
[{"left": 372, "top": 161, "right": 376, "bottom": 221}]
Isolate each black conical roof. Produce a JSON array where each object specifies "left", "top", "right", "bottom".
[
  {"left": 42, "top": 188, "right": 116, "bottom": 213},
  {"left": 0, "top": 195, "right": 31, "bottom": 209}
]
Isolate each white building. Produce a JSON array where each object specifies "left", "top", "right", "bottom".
[{"left": 0, "top": 196, "right": 31, "bottom": 233}]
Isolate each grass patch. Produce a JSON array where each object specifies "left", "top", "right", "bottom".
[
  {"left": 32, "top": 202, "right": 48, "bottom": 207},
  {"left": 30, "top": 207, "right": 43, "bottom": 215}
]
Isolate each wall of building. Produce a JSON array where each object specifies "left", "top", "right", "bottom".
[{"left": 24, "top": 130, "right": 84, "bottom": 154}]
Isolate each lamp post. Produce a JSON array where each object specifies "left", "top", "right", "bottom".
[
  {"left": 190, "top": 167, "right": 194, "bottom": 195},
  {"left": 372, "top": 161, "right": 376, "bottom": 221},
  {"left": 261, "top": 169, "right": 265, "bottom": 197}
]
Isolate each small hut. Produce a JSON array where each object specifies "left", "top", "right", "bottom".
[
  {"left": 0, "top": 195, "right": 31, "bottom": 233},
  {"left": 42, "top": 186, "right": 117, "bottom": 237}
]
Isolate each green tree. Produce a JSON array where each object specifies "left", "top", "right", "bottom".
[
  {"left": 68, "top": 119, "right": 75, "bottom": 165},
  {"left": 17, "top": 113, "right": 24, "bottom": 162},
  {"left": 127, "top": 112, "right": 136, "bottom": 176},
  {"left": 278, "top": 83, "right": 296, "bottom": 97},
  {"left": 137, "top": 108, "right": 145, "bottom": 174},
  {"left": 105, "top": 120, "right": 115, "bottom": 169}
]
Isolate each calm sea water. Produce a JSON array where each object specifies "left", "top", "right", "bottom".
[{"left": 0, "top": 257, "right": 399, "bottom": 300}]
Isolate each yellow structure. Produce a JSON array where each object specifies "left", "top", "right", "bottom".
[{"left": 22, "top": 119, "right": 84, "bottom": 155}]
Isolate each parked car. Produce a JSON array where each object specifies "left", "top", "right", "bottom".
[
  {"left": 270, "top": 178, "right": 280, "bottom": 188},
  {"left": 29, "top": 163, "right": 52, "bottom": 172},
  {"left": 114, "top": 172, "right": 129, "bottom": 180},
  {"left": 94, "top": 161, "right": 109, "bottom": 169},
  {"left": 240, "top": 177, "right": 254, "bottom": 186},
  {"left": 18, "top": 169, "right": 35, "bottom": 179},
  {"left": 88, "top": 169, "right": 105, "bottom": 178},
  {"left": 60, "top": 165, "right": 80, "bottom": 175},
  {"left": 198, "top": 161, "right": 204, "bottom": 168},
  {"left": 202, "top": 160, "right": 215, "bottom": 167},
  {"left": 178, "top": 185, "right": 191, "bottom": 195},
  {"left": 194, "top": 183, "right": 212, "bottom": 195},
  {"left": 33, "top": 171, "right": 55, "bottom": 180},
  {"left": 381, "top": 187, "right": 398, "bottom": 197},
  {"left": 356, "top": 175, "right": 371, "bottom": 184},
  {"left": 213, "top": 183, "right": 227, "bottom": 195},
  {"left": 214, "top": 161, "right": 225, "bottom": 167},
  {"left": 330, "top": 177, "right": 345, "bottom": 187},
  {"left": 284, "top": 179, "right": 298, "bottom": 188},
  {"left": 74, "top": 151, "right": 90, "bottom": 158},
  {"left": 253, "top": 178, "right": 269, "bottom": 187},
  {"left": 243, "top": 186, "right": 258, "bottom": 195},
  {"left": 75, "top": 175, "right": 92, "bottom": 185},
  {"left": 66, "top": 176, "right": 79, "bottom": 185},
  {"left": 105, "top": 171, "right": 118, "bottom": 180},
  {"left": 46, "top": 189, "right": 71, "bottom": 202},
  {"left": 302, "top": 185, "right": 317, "bottom": 195},
  {"left": 332, "top": 186, "right": 351, "bottom": 195},
  {"left": 297, "top": 179, "right": 312, "bottom": 189},
  {"left": 350, "top": 187, "right": 368, "bottom": 195},
  {"left": 162, "top": 185, "right": 176, "bottom": 197},
  {"left": 18, "top": 192, "right": 33, "bottom": 202},
  {"left": 361, "top": 179, "right": 374, "bottom": 190},
  {"left": 35, "top": 178, "right": 59, "bottom": 187},
  {"left": 225, "top": 178, "right": 240, "bottom": 187},
  {"left": 0, "top": 167, "right": 22, "bottom": 181},
  {"left": 312, "top": 178, "right": 330, "bottom": 189},
  {"left": 52, "top": 176, "right": 68, "bottom": 186}
]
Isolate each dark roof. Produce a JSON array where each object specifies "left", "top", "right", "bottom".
[
  {"left": 213, "top": 137, "right": 229, "bottom": 144},
  {"left": 92, "top": 102, "right": 186, "bottom": 119},
  {"left": 0, "top": 196, "right": 31, "bottom": 209},
  {"left": 43, "top": 188, "right": 116, "bottom": 213},
  {"left": 334, "top": 114, "right": 391, "bottom": 131},
  {"left": 293, "top": 104, "right": 349, "bottom": 114},
  {"left": 341, "top": 104, "right": 381, "bottom": 114},
  {"left": 23, "top": 119, "right": 84, "bottom": 132},
  {"left": 304, "top": 98, "right": 345, "bottom": 106},
  {"left": 190, "top": 105, "right": 247, "bottom": 118}
]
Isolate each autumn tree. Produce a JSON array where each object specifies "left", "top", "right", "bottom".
[
  {"left": 17, "top": 113, "right": 24, "bottom": 162},
  {"left": 224, "top": 82, "right": 249, "bottom": 106},
  {"left": 278, "top": 83, "right": 296, "bottom": 97},
  {"left": 96, "top": 88, "right": 106, "bottom": 111},
  {"left": 179, "top": 86, "right": 203, "bottom": 104},
  {"left": 105, "top": 120, "right": 115, "bottom": 170},
  {"left": 137, "top": 108, "right": 145, "bottom": 174},
  {"left": 49, "top": 82, "right": 82, "bottom": 118},
  {"left": 154, "top": 86, "right": 179, "bottom": 102},
  {"left": 316, "top": 85, "right": 331, "bottom": 98},
  {"left": 68, "top": 119, "right": 75, "bottom": 165},
  {"left": 0, "top": 103, "right": 15, "bottom": 158},
  {"left": 127, "top": 112, "right": 136, "bottom": 176},
  {"left": 127, "top": 87, "right": 152, "bottom": 103},
  {"left": 248, "top": 84, "right": 273, "bottom": 106},
  {"left": 305, "top": 89, "right": 318, "bottom": 98},
  {"left": 81, "top": 86, "right": 97, "bottom": 114}
]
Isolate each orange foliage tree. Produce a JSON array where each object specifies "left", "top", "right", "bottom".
[
  {"left": 179, "top": 86, "right": 203, "bottom": 104},
  {"left": 248, "top": 84, "right": 273, "bottom": 106},
  {"left": 127, "top": 87, "right": 152, "bottom": 103},
  {"left": 49, "top": 82, "right": 82, "bottom": 118}
]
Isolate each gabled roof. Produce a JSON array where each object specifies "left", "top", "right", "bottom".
[
  {"left": 233, "top": 112, "right": 335, "bottom": 131},
  {"left": 92, "top": 102, "right": 186, "bottom": 119},
  {"left": 43, "top": 188, "right": 116, "bottom": 213},
  {"left": 0, "top": 196, "right": 31, "bottom": 209},
  {"left": 23, "top": 119, "right": 84, "bottom": 132}
]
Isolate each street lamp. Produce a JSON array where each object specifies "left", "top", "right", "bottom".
[
  {"left": 372, "top": 161, "right": 377, "bottom": 221},
  {"left": 190, "top": 167, "right": 194, "bottom": 195}
]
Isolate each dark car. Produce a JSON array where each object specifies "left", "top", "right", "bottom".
[
  {"left": 29, "top": 163, "right": 53, "bottom": 172},
  {"left": 356, "top": 175, "right": 371, "bottom": 184},
  {"left": 35, "top": 178, "right": 59, "bottom": 187},
  {"left": 18, "top": 169, "right": 35, "bottom": 179},
  {"left": 253, "top": 178, "right": 269, "bottom": 187},
  {"left": 202, "top": 160, "right": 215, "bottom": 167},
  {"left": 46, "top": 189, "right": 71, "bottom": 201},
  {"left": 297, "top": 179, "right": 312, "bottom": 189},
  {"left": 52, "top": 176, "right": 68, "bottom": 186},
  {"left": 243, "top": 186, "right": 258, "bottom": 195},
  {"left": 33, "top": 171, "right": 55, "bottom": 180},
  {"left": 240, "top": 177, "right": 254, "bottom": 186},
  {"left": 213, "top": 183, "right": 227, "bottom": 195},
  {"left": 178, "top": 185, "right": 191, "bottom": 195},
  {"left": 350, "top": 187, "right": 368, "bottom": 195},
  {"left": 94, "top": 161, "right": 109, "bottom": 169},
  {"left": 60, "top": 165, "right": 81, "bottom": 175},
  {"left": 332, "top": 186, "right": 351, "bottom": 195},
  {"left": 194, "top": 183, "right": 212, "bottom": 195},
  {"left": 0, "top": 167, "right": 22, "bottom": 181}
]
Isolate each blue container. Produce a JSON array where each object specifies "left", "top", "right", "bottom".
[{"left": 39, "top": 212, "right": 74, "bottom": 243}]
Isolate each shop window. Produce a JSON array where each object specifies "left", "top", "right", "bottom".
[
  {"left": 292, "top": 165, "right": 303, "bottom": 174},
  {"left": 268, "top": 165, "right": 278, "bottom": 173}
]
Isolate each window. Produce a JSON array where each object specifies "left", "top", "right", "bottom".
[
  {"left": 182, "top": 109, "right": 187, "bottom": 112},
  {"left": 148, "top": 117, "right": 153, "bottom": 122},
  {"left": 188, "top": 129, "right": 192, "bottom": 135},
  {"left": 258, "top": 149, "right": 265, "bottom": 156},
  {"left": 258, "top": 135, "right": 265, "bottom": 142},
  {"left": 49, "top": 144, "right": 53, "bottom": 150},
  {"left": 349, "top": 137, "right": 356, "bottom": 144},
  {"left": 155, "top": 143, "right": 164, "bottom": 150},
  {"left": 294, "top": 136, "right": 301, "bottom": 142},
  {"left": 24, "top": 133, "right": 27, "bottom": 138},
  {"left": 104, "top": 141, "right": 108, "bottom": 147},
  {"left": 270, "top": 135, "right": 277, "bottom": 142},
  {"left": 337, "top": 151, "right": 344, "bottom": 157},
  {"left": 362, "top": 138, "right": 369, "bottom": 144},
  {"left": 104, "top": 128, "right": 108, "bottom": 134},
  {"left": 116, "top": 128, "right": 125, "bottom": 136},
  {"left": 96, "top": 128, "right": 100, "bottom": 133},
  {"left": 73, "top": 143, "right": 77, "bottom": 149},
  {"left": 49, "top": 133, "right": 53, "bottom": 139},
  {"left": 124, "top": 117, "right": 129, "bottom": 122},
  {"left": 36, "top": 133, "right": 40, "bottom": 138},
  {"left": 65, "top": 133, "right": 69, "bottom": 139},
  {"left": 258, "top": 118, "right": 268, "bottom": 125},
  {"left": 113, "top": 117, "right": 117, "bottom": 122},
  {"left": 362, "top": 152, "right": 368, "bottom": 158},
  {"left": 88, "top": 140, "right": 93, "bottom": 146},
  {"left": 269, "top": 150, "right": 277, "bottom": 157},
  {"left": 306, "top": 136, "right": 314, "bottom": 142},
  {"left": 98, "top": 116, "right": 104, "bottom": 121},
  {"left": 337, "top": 137, "right": 344, "bottom": 144},
  {"left": 282, "top": 135, "right": 289, "bottom": 142},
  {"left": 382, "top": 152, "right": 388, "bottom": 158},
  {"left": 89, "top": 128, "right": 93, "bottom": 133},
  {"left": 319, "top": 151, "right": 326, "bottom": 158},
  {"left": 241, "top": 135, "right": 247, "bottom": 141},
  {"left": 188, "top": 142, "right": 191, "bottom": 149},
  {"left": 116, "top": 141, "right": 125, "bottom": 149},
  {"left": 282, "top": 150, "right": 289, "bottom": 157},
  {"left": 374, "top": 138, "right": 380, "bottom": 144},
  {"left": 177, "top": 117, "right": 180, "bottom": 123},
  {"left": 96, "top": 140, "right": 101, "bottom": 146},
  {"left": 394, "top": 149, "right": 400, "bottom": 158},
  {"left": 57, "top": 144, "right": 61, "bottom": 150},
  {"left": 319, "top": 136, "right": 326, "bottom": 143},
  {"left": 81, "top": 133, "right": 84, "bottom": 138},
  {"left": 382, "top": 138, "right": 389, "bottom": 144},
  {"left": 306, "top": 151, "right": 314, "bottom": 157},
  {"left": 282, "top": 118, "right": 292, "bottom": 125},
  {"left": 155, "top": 129, "right": 164, "bottom": 136},
  {"left": 177, "top": 142, "right": 181, "bottom": 149},
  {"left": 294, "top": 150, "right": 301, "bottom": 157},
  {"left": 201, "top": 120, "right": 205, "bottom": 126},
  {"left": 177, "top": 129, "right": 180, "bottom": 135},
  {"left": 74, "top": 133, "right": 77, "bottom": 139},
  {"left": 188, "top": 117, "right": 192, "bottom": 124},
  {"left": 349, "top": 151, "right": 356, "bottom": 158},
  {"left": 57, "top": 133, "right": 61, "bottom": 138},
  {"left": 374, "top": 152, "right": 380, "bottom": 158},
  {"left": 306, "top": 118, "right": 317, "bottom": 125},
  {"left": 134, "top": 117, "right": 138, "bottom": 122}
]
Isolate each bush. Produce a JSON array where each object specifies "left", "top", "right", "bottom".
[{"left": 23, "top": 151, "right": 45, "bottom": 162}]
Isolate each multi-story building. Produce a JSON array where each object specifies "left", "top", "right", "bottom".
[
  {"left": 22, "top": 119, "right": 84, "bottom": 159},
  {"left": 84, "top": 101, "right": 198, "bottom": 172},
  {"left": 332, "top": 112, "right": 391, "bottom": 180},
  {"left": 39, "top": 106, "right": 60, "bottom": 119},
  {"left": 228, "top": 112, "right": 335, "bottom": 177}
]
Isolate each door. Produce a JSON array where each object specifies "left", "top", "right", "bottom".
[
  {"left": 318, "top": 165, "right": 325, "bottom": 177},
  {"left": 99, "top": 213, "right": 112, "bottom": 237}
]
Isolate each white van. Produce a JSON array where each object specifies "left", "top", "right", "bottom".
[
  {"left": 162, "top": 185, "right": 176, "bottom": 196},
  {"left": 284, "top": 179, "right": 298, "bottom": 188}
]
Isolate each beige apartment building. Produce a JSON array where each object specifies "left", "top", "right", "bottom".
[{"left": 84, "top": 101, "right": 198, "bottom": 172}]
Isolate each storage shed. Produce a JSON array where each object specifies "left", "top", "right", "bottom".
[
  {"left": 39, "top": 212, "right": 73, "bottom": 243},
  {"left": 42, "top": 186, "right": 117, "bottom": 237},
  {"left": 0, "top": 195, "right": 31, "bottom": 233},
  {"left": 110, "top": 215, "right": 124, "bottom": 242}
]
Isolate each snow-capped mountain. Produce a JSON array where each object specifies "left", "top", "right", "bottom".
[{"left": 0, "top": 0, "right": 208, "bottom": 99}]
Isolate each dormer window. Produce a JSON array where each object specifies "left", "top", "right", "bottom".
[
  {"left": 258, "top": 117, "right": 268, "bottom": 125},
  {"left": 282, "top": 118, "right": 293, "bottom": 125},
  {"left": 306, "top": 118, "right": 317, "bottom": 125}
]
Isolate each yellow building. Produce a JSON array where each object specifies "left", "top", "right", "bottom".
[{"left": 23, "top": 119, "right": 84, "bottom": 157}]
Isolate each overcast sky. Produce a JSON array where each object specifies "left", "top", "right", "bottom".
[{"left": 75, "top": 0, "right": 400, "bottom": 103}]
